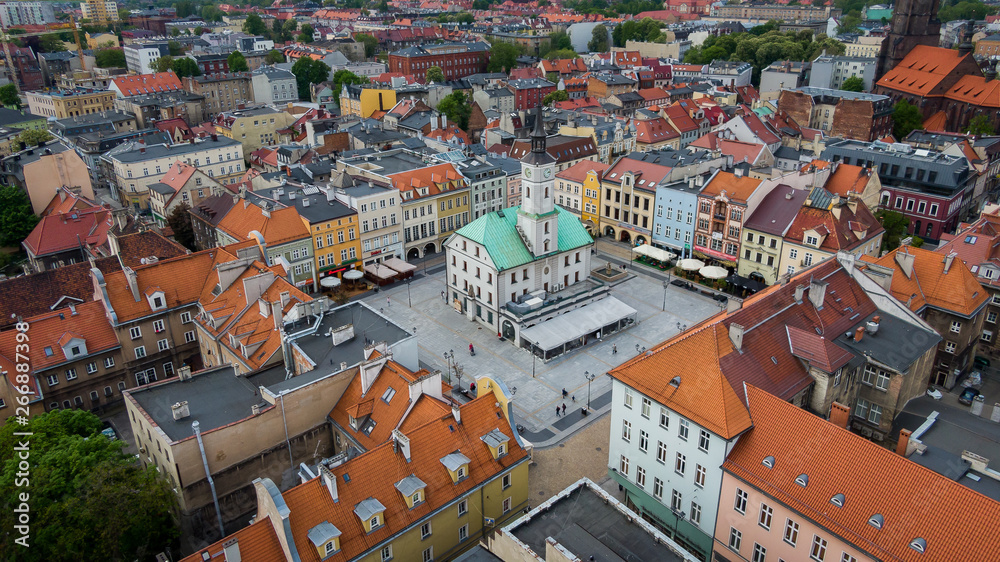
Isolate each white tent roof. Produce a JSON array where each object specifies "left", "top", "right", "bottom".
[{"left": 520, "top": 297, "right": 637, "bottom": 352}]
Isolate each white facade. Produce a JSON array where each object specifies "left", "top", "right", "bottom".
[
  {"left": 251, "top": 67, "right": 297, "bottom": 105},
  {"left": 608, "top": 378, "right": 735, "bottom": 558},
  {"left": 124, "top": 45, "right": 163, "bottom": 75},
  {"left": 0, "top": 2, "right": 55, "bottom": 27},
  {"left": 334, "top": 186, "right": 404, "bottom": 266}
]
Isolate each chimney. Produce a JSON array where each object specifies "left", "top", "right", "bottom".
[
  {"left": 222, "top": 539, "right": 241, "bottom": 562},
  {"left": 829, "top": 401, "right": 850, "bottom": 429},
  {"left": 271, "top": 301, "right": 283, "bottom": 331},
  {"left": 896, "top": 428, "right": 913, "bottom": 456},
  {"left": 854, "top": 325, "right": 864, "bottom": 342},
  {"left": 123, "top": 266, "right": 140, "bottom": 302},
  {"left": 846, "top": 193, "right": 859, "bottom": 214},
  {"left": 177, "top": 365, "right": 192, "bottom": 381},
  {"left": 392, "top": 429, "right": 412, "bottom": 462},
  {"left": 729, "top": 323, "right": 745, "bottom": 351},
  {"left": 794, "top": 284, "right": 806, "bottom": 304},
  {"left": 280, "top": 291, "right": 290, "bottom": 307},
  {"left": 319, "top": 464, "right": 339, "bottom": 502},
  {"left": 171, "top": 401, "right": 190, "bottom": 420},
  {"left": 808, "top": 279, "right": 828, "bottom": 309},
  {"left": 251, "top": 403, "right": 261, "bottom": 415},
  {"left": 894, "top": 249, "right": 915, "bottom": 279},
  {"left": 452, "top": 404, "right": 461, "bottom": 425},
  {"left": 943, "top": 251, "right": 957, "bottom": 275},
  {"left": 68, "top": 303, "right": 77, "bottom": 315}
]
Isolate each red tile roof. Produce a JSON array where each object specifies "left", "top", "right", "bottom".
[
  {"left": 784, "top": 195, "right": 884, "bottom": 253},
  {"left": 181, "top": 515, "right": 288, "bottom": 562},
  {"left": 555, "top": 159, "right": 609, "bottom": 183},
  {"left": 111, "top": 72, "right": 183, "bottom": 96},
  {"left": 634, "top": 117, "right": 679, "bottom": 145},
  {"left": 726, "top": 385, "right": 1000, "bottom": 562},
  {"left": 216, "top": 200, "right": 310, "bottom": 247},
  {"left": 876, "top": 45, "right": 968, "bottom": 97},
  {"left": 700, "top": 170, "right": 761, "bottom": 203},
  {"left": 101, "top": 251, "right": 218, "bottom": 323},
  {"left": 22, "top": 206, "right": 114, "bottom": 258},
  {"left": 0, "top": 300, "right": 117, "bottom": 378},
  {"left": 386, "top": 163, "right": 466, "bottom": 200},
  {"left": 540, "top": 58, "right": 587, "bottom": 75},
  {"left": 871, "top": 246, "right": 989, "bottom": 317}
]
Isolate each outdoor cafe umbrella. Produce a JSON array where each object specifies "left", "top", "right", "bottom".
[
  {"left": 677, "top": 258, "right": 706, "bottom": 271},
  {"left": 699, "top": 265, "right": 729, "bottom": 280},
  {"left": 320, "top": 276, "right": 341, "bottom": 289},
  {"left": 343, "top": 269, "right": 364, "bottom": 287}
]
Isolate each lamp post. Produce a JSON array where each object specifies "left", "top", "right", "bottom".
[
  {"left": 531, "top": 341, "right": 538, "bottom": 378},
  {"left": 443, "top": 349, "right": 454, "bottom": 383},
  {"left": 662, "top": 279, "right": 669, "bottom": 312},
  {"left": 406, "top": 278, "right": 411, "bottom": 308},
  {"left": 585, "top": 370, "right": 596, "bottom": 412}
]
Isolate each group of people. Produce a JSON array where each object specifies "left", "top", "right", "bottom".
[{"left": 555, "top": 388, "right": 576, "bottom": 417}]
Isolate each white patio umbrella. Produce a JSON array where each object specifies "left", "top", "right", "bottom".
[
  {"left": 320, "top": 276, "right": 341, "bottom": 288},
  {"left": 678, "top": 258, "right": 706, "bottom": 271},
  {"left": 343, "top": 269, "right": 364, "bottom": 280},
  {"left": 699, "top": 265, "right": 729, "bottom": 279}
]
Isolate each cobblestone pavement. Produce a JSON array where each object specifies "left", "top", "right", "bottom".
[
  {"left": 527, "top": 414, "right": 620, "bottom": 506},
  {"left": 361, "top": 241, "right": 724, "bottom": 446}
]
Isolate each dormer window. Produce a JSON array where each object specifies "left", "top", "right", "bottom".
[
  {"left": 395, "top": 474, "right": 427, "bottom": 509},
  {"left": 441, "top": 451, "right": 471, "bottom": 483},
  {"left": 354, "top": 498, "right": 386, "bottom": 533},
  {"left": 805, "top": 235, "right": 819, "bottom": 246},
  {"left": 481, "top": 428, "right": 510, "bottom": 460},
  {"left": 830, "top": 493, "right": 845, "bottom": 508},
  {"left": 146, "top": 288, "right": 167, "bottom": 311},
  {"left": 868, "top": 514, "right": 884, "bottom": 529},
  {"left": 910, "top": 538, "right": 927, "bottom": 553},
  {"left": 307, "top": 521, "right": 342, "bottom": 560}
]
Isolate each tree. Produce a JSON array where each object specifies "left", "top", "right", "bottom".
[
  {"left": 283, "top": 18, "right": 298, "bottom": 37},
  {"left": 167, "top": 202, "right": 196, "bottom": 250},
  {"left": 966, "top": 114, "right": 995, "bottom": 135},
  {"left": 545, "top": 48, "right": 577, "bottom": 60},
  {"left": 94, "top": 48, "right": 125, "bottom": 68},
  {"left": 841, "top": 75, "right": 865, "bottom": 92},
  {"left": 167, "top": 40, "right": 183, "bottom": 56},
  {"left": 426, "top": 65, "right": 445, "bottom": 83},
  {"left": 38, "top": 34, "right": 64, "bottom": 53},
  {"left": 438, "top": 91, "right": 472, "bottom": 131},
  {"left": 170, "top": 27, "right": 181, "bottom": 37},
  {"left": 265, "top": 49, "right": 285, "bottom": 65},
  {"left": 330, "top": 68, "right": 369, "bottom": 105},
  {"left": 892, "top": 99, "right": 924, "bottom": 139},
  {"left": 0, "top": 84, "right": 20, "bottom": 109},
  {"left": 18, "top": 128, "right": 52, "bottom": 147},
  {"left": 876, "top": 210, "right": 910, "bottom": 252},
  {"left": 543, "top": 89, "right": 568, "bottom": 106},
  {"left": 356, "top": 33, "right": 378, "bottom": 58},
  {"left": 0, "top": 409, "right": 180, "bottom": 560},
  {"left": 171, "top": 57, "right": 201, "bottom": 78},
  {"left": 153, "top": 55, "right": 174, "bottom": 73},
  {"left": 228, "top": 51, "right": 249, "bottom": 72},
  {"left": 0, "top": 184, "right": 37, "bottom": 247},
  {"left": 487, "top": 42, "right": 519, "bottom": 73},
  {"left": 588, "top": 24, "right": 609, "bottom": 52},
  {"left": 201, "top": 5, "right": 225, "bottom": 22},
  {"left": 298, "top": 24, "right": 315, "bottom": 43},
  {"left": 549, "top": 31, "right": 573, "bottom": 51},
  {"left": 939, "top": 0, "right": 997, "bottom": 22},
  {"left": 293, "top": 57, "right": 334, "bottom": 100},
  {"left": 244, "top": 13, "right": 267, "bottom": 35},
  {"left": 174, "top": 0, "right": 195, "bottom": 17}
]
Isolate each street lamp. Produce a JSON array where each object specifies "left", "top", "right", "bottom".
[
  {"left": 443, "top": 349, "right": 454, "bottom": 383},
  {"left": 585, "top": 370, "right": 597, "bottom": 412},
  {"left": 406, "top": 278, "right": 412, "bottom": 308},
  {"left": 531, "top": 341, "right": 538, "bottom": 378},
  {"left": 662, "top": 279, "right": 669, "bottom": 312}
]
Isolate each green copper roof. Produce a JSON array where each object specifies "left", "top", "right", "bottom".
[{"left": 455, "top": 205, "right": 594, "bottom": 271}]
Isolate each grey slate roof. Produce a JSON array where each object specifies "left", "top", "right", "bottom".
[
  {"left": 480, "top": 428, "right": 510, "bottom": 449},
  {"left": 107, "top": 136, "right": 242, "bottom": 163}
]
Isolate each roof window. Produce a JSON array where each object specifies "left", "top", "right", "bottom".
[
  {"left": 761, "top": 456, "right": 775, "bottom": 469},
  {"left": 909, "top": 538, "right": 927, "bottom": 553},
  {"left": 795, "top": 474, "right": 808, "bottom": 487},
  {"left": 830, "top": 493, "right": 845, "bottom": 508},
  {"left": 868, "top": 514, "right": 884, "bottom": 529}
]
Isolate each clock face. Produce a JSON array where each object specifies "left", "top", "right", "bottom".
[
  {"left": 544, "top": 169, "right": 552, "bottom": 179},
  {"left": 525, "top": 168, "right": 532, "bottom": 179}
]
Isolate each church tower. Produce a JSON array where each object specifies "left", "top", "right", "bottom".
[
  {"left": 876, "top": 0, "right": 943, "bottom": 79},
  {"left": 517, "top": 103, "right": 558, "bottom": 258}
]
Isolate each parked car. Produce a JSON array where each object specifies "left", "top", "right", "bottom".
[{"left": 959, "top": 387, "right": 982, "bottom": 405}]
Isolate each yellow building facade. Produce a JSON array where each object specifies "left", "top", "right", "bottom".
[
  {"left": 339, "top": 87, "right": 397, "bottom": 118},
  {"left": 309, "top": 214, "right": 363, "bottom": 281}
]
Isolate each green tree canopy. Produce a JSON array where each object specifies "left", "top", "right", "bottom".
[
  {"left": 0, "top": 409, "right": 180, "bottom": 559},
  {"left": 684, "top": 27, "right": 843, "bottom": 83},
  {"left": 153, "top": 55, "right": 174, "bottom": 73},
  {"left": 293, "top": 57, "right": 334, "bottom": 100},
  {"left": 545, "top": 48, "right": 578, "bottom": 60},
  {"left": 487, "top": 42, "right": 520, "bottom": 73},
  {"left": 356, "top": 33, "right": 378, "bottom": 58},
  {"left": 0, "top": 84, "right": 20, "bottom": 109},
  {"left": 171, "top": 57, "right": 201, "bottom": 78},
  {"left": 38, "top": 34, "right": 64, "bottom": 53},
  {"left": 265, "top": 49, "right": 285, "bottom": 65},
  {"left": 841, "top": 75, "right": 865, "bottom": 92},
  {"left": 167, "top": 202, "right": 196, "bottom": 250},
  {"left": 543, "top": 89, "right": 569, "bottom": 106},
  {"left": 549, "top": 31, "right": 573, "bottom": 51},
  {"left": 174, "top": 0, "right": 196, "bottom": 17},
  {"left": 966, "top": 114, "right": 995, "bottom": 135},
  {"left": 892, "top": 99, "right": 924, "bottom": 139},
  {"left": 167, "top": 40, "right": 183, "bottom": 56},
  {"left": 0, "top": 184, "right": 37, "bottom": 247},
  {"left": 438, "top": 91, "right": 472, "bottom": 131},
  {"left": 939, "top": 0, "right": 997, "bottom": 22},
  {"left": 201, "top": 5, "right": 225, "bottom": 22},
  {"left": 244, "top": 13, "right": 267, "bottom": 35},
  {"left": 876, "top": 210, "right": 911, "bottom": 252},
  {"left": 588, "top": 24, "right": 609, "bottom": 52},
  {"left": 426, "top": 65, "right": 445, "bottom": 83},
  {"left": 94, "top": 48, "right": 125, "bottom": 68},
  {"left": 18, "top": 128, "right": 52, "bottom": 148},
  {"left": 298, "top": 24, "right": 315, "bottom": 43},
  {"left": 330, "top": 68, "right": 369, "bottom": 105},
  {"left": 612, "top": 17, "right": 664, "bottom": 47},
  {"left": 228, "top": 51, "right": 249, "bottom": 72}
]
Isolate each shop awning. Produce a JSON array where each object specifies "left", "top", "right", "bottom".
[
  {"left": 634, "top": 244, "right": 677, "bottom": 262},
  {"left": 382, "top": 257, "right": 416, "bottom": 274},
  {"left": 520, "top": 297, "right": 637, "bottom": 352},
  {"left": 364, "top": 264, "right": 396, "bottom": 280}
]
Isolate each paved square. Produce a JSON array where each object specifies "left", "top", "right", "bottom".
[{"left": 361, "top": 253, "right": 724, "bottom": 445}]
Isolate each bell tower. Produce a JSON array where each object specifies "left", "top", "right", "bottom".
[
  {"left": 876, "top": 0, "right": 943, "bottom": 79},
  {"left": 517, "top": 102, "right": 558, "bottom": 257}
]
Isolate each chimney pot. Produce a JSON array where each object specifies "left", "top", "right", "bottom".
[
  {"left": 854, "top": 326, "right": 865, "bottom": 342},
  {"left": 896, "top": 428, "right": 913, "bottom": 456}
]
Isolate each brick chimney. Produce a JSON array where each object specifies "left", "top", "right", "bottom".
[
  {"left": 320, "top": 464, "right": 338, "bottom": 502},
  {"left": 896, "top": 428, "right": 912, "bottom": 456},
  {"left": 854, "top": 326, "right": 864, "bottom": 342},
  {"left": 829, "top": 401, "right": 850, "bottom": 429}
]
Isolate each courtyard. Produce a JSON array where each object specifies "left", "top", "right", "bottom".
[{"left": 360, "top": 247, "right": 725, "bottom": 447}]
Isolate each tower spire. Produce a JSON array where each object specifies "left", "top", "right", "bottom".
[{"left": 531, "top": 100, "right": 546, "bottom": 154}]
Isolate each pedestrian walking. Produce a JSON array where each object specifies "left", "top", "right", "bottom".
[
  {"left": 387, "top": 296, "right": 391, "bottom": 308},
  {"left": 562, "top": 403, "right": 566, "bottom": 415},
  {"left": 562, "top": 388, "right": 568, "bottom": 398},
  {"left": 555, "top": 407, "right": 560, "bottom": 417},
  {"left": 572, "top": 395, "right": 576, "bottom": 402},
  {"left": 612, "top": 344, "right": 617, "bottom": 355}
]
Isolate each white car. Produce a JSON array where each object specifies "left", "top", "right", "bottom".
[{"left": 926, "top": 387, "right": 943, "bottom": 400}]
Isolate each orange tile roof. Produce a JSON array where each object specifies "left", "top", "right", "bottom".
[
  {"left": 818, "top": 161, "right": 872, "bottom": 198},
  {"left": 181, "top": 515, "right": 287, "bottom": 562},
  {"left": 634, "top": 117, "right": 679, "bottom": 144},
  {"left": 726, "top": 385, "right": 1000, "bottom": 562},
  {"left": 217, "top": 200, "right": 310, "bottom": 247},
  {"left": 540, "top": 58, "right": 587, "bottom": 74},
  {"left": 279, "top": 393, "right": 528, "bottom": 561},
  {"left": 700, "top": 170, "right": 762, "bottom": 203},
  {"left": 946, "top": 74, "right": 1000, "bottom": 108},
  {"left": 41, "top": 188, "right": 96, "bottom": 217},
  {"left": 159, "top": 161, "right": 197, "bottom": 191},
  {"left": 0, "top": 300, "right": 118, "bottom": 373},
  {"left": 555, "top": 159, "right": 609, "bottom": 183},
  {"left": 637, "top": 87, "right": 668, "bottom": 101},
  {"left": 784, "top": 197, "right": 884, "bottom": 253},
  {"left": 923, "top": 110, "right": 949, "bottom": 132},
  {"left": 112, "top": 72, "right": 183, "bottom": 97},
  {"left": 102, "top": 251, "right": 218, "bottom": 323},
  {"left": 876, "top": 45, "right": 968, "bottom": 97},
  {"left": 329, "top": 357, "right": 450, "bottom": 451},
  {"left": 871, "top": 246, "right": 989, "bottom": 317},
  {"left": 215, "top": 276, "right": 309, "bottom": 371},
  {"left": 609, "top": 321, "right": 752, "bottom": 439},
  {"left": 386, "top": 163, "right": 466, "bottom": 199}
]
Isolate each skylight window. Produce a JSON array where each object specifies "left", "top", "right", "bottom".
[
  {"left": 868, "top": 514, "right": 884, "bottom": 529},
  {"left": 830, "top": 493, "right": 845, "bottom": 508},
  {"left": 761, "top": 456, "right": 775, "bottom": 469},
  {"left": 795, "top": 474, "right": 808, "bottom": 487}
]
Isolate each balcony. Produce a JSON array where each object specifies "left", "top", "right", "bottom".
[{"left": 505, "top": 279, "right": 609, "bottom": 323}]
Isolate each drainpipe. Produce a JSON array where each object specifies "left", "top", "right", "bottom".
[{"left": 192, "top": 420, "right": 225, "bottom": 537}]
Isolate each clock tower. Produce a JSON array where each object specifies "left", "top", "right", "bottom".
[{"left": 518, "top": 102, "right": 558, "bottom": 257}]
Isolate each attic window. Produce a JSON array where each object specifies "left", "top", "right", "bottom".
[
  {"left": 910, "top": 538, "right": 927, "bottom": 553},
  {"left": 44, "top": 347, "right": 53, "bottom": 356},
  {"left": 795, "top": 474, "right": 808, "bottom": 487},
  {"left": 830, "top": 493, "right": 845, "bottom": 508},
  {"left": 382, "top": 387, "right": 396, "bottom": 404},
  {"left": 868, "top": 514, "right": 884, "bottom": 529},
  {"left": 762, "top": 456, "right": 775, "bottom": 469},
  {"left": 770, "top": 356, "right": 778, "bottom": 365}
]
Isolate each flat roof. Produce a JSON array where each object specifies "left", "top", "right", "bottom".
[
  {"left": 834, "top": 311, "right": 940, "bottom": 373},
  {"left": 128, "top": 364, "right": 264, "bottom": 442},
  {"left": 521, "top": 296, "right": 636, "bottom": 352},
  {"left": 507, "top": 478, "right": 697, "bottom": 562}
]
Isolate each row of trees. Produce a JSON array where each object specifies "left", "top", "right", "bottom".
[
  {"left": 612, "top": 18, "right": 667, "bottom": 47},
  {"left": 243, "top": 13, "right": 314, "bottom": 44}
]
